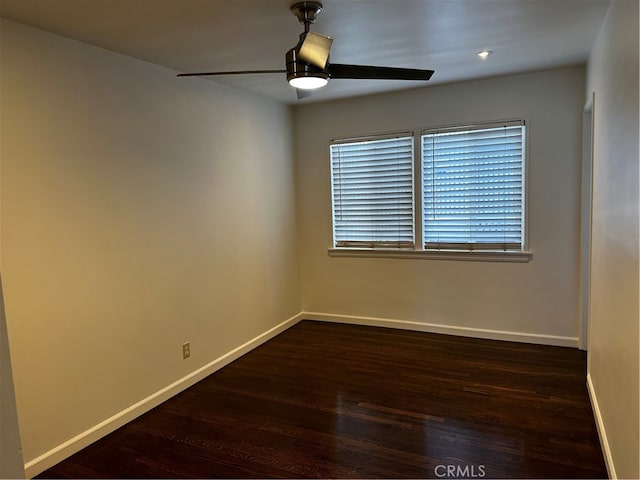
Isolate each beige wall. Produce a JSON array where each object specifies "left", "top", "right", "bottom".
[
  {"left": 586, "top": 0, "right": 639, "bottom": 478},
  {"left": 295, "top": 67, "right": 586, "bottom": 343},
  {"left": 0, "top": 19, "right": 299, "bottom": 471}
]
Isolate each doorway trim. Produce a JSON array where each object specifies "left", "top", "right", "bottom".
[{"left": 579, "top": 92, "right": 595, "bottom": 351}]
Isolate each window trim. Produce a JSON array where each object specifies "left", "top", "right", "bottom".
[
  {"left": 328, "top": 247, "right": 532, "bottom": 262},
  {"left": 328, "top": 119, "right": 532, "bottom": 262}
]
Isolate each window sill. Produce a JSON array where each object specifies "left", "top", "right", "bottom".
[{"left": 328, "top": 248, "right": 532, "bottom": 263}]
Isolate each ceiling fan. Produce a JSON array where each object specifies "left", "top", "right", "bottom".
[{"left": 177, "top": 1, "right": 435, "bottom": 99}]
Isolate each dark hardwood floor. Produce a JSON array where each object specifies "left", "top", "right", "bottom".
[{"left": 37, "top": 321, "right": 607, "bottom": 479}]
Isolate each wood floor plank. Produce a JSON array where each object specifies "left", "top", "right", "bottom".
[{"left": 36, "top": 321, "right": 607, "bottom": 479}]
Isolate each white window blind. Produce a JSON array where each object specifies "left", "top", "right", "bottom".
[
  {"left": 331, "top": 134, "right": 414, "bottom": 248},
  {"left": 422, "top": 121, "right": 525, "bottom": 251}
]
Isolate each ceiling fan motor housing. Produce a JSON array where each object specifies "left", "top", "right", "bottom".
[{"left": 286, "top": 46, "right": 329, "bottom": 84}]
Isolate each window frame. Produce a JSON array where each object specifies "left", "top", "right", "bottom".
[
  {"left": 328, "top": 120, "right": 532, "bottom": 263},
  {"left": 329, "top": 131, "right": 416, "bottom": 250},
  {"left": 421, "top": 120, "right": 527, "bottom": 252}
]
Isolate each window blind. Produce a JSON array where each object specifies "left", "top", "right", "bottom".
[
  {"left": 331, "top": 134, "right": 414, "bottom": 248},
  {"left": 422, "top": 122, "right": 525, "bottom": 251}
]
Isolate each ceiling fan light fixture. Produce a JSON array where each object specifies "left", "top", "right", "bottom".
[{"left": 288, "top": 75, "right": 329, "bottom": 89}]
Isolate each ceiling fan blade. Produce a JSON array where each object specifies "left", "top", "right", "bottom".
[
  {"left": 177, "top": 69, "right": 286, "bottom": 77},
  {"left": 298, "top": 31, "right": 333, "bottom": 69},
  {"left": 329, "top": 64, "right": 434, "bottom": 81},
  {"left": 296, "top": 88, "right": 314, "bottom": 100}
]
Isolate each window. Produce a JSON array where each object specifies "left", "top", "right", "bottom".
[
  {"left": 422, "top": 121, "right": 526, "bottom": 251},
  {"left": 330, "top": 120, "right": 527, "bottom": 259},
  {"left": 330, "top": 133, "right": 414, "bottom": 248}
]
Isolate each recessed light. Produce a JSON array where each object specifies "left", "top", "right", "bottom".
[{"left": 477, "top": 50, "right": 493, "bottom": 59}]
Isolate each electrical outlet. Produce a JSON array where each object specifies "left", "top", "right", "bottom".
[{"left": 182, "top": 342, "right": 190, "bottom": 359}]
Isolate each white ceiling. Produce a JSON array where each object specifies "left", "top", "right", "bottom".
[{"left": 0, "top": 0, "right": 610, "bottom": 104}]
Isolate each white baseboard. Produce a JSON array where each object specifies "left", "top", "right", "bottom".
[
  {"left": 587, "top": 373, "right": 617, "bottom": 479},
  {"left": 24, "top": 312, "right": 304, "bottom": 479},
  {"left": 302, "top": 312, "right": 580, "bottom": 347}
]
